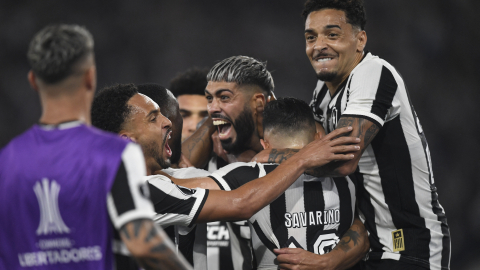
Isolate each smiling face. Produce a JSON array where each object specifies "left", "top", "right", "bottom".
[
  {"left": 122, "top": 93, "right": 173, "bottom": 174},
  {"left": 205, "top": 81, "right": 259, "bottom": 155},
  {"left": 305, "top": 8, "right": 366, "bottom": 90}
]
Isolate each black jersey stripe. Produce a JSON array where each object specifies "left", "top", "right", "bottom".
[
  {"left": 351, "top": 169, "right": 383, "bottom": 252},
  {"left": 304, "top": 180, "right": 325, "bottom": 252},
  {"left": 370, "top": 66, "right": 398, "bottom": 121},
  {"left": 264, "top": 165, "right": 289, "bottom": 249},
  {"left": 371, "top": 116, "right": 431, "bottom": 263},
  {"left": 333, "top": 177, "right": 353, "bottom": 237},
  {"left": 252, "top": 221, "right": 277, "bottom": 252},
  {"left": 405, "top": 83, "right": 451, "bottom": 269},
  {"left": 223, "top": 164, "right": 261, "bottom": 190},
  {"left": 148, "top": 182, "right": 197, "bottom": 215},
  {"left": 190, "top": 189, "right": 209, "bottom": 227},
  {"left": 110, "top": 161, "right": 135, "bottom": 216}
]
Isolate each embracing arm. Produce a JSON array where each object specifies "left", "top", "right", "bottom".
[
  {"left": 255, "top": 117, "right": 379, "bottom": 178},
  {"left": 274, "top": 216, "right": 369, "bottom": 270},
  {"left": 181, "top": 117, "right": 216, "bottom": 168},
  {"left": 195, "top": 127, "right": 360, "bottom": 223}
]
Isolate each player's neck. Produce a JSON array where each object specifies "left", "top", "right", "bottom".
[
  {"left": 39, "top": 90, "right": 91, "bottom": 125},
  {"left": 326, "top": 51, "right": 364, "bottom": 96}
]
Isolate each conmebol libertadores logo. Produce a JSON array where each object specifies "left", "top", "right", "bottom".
[{"left": 34, "top": 178, "right": 70, "bottom": 235}]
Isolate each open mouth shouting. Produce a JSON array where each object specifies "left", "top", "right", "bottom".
[
  {"left": 212, "top": 116, "right": 235, "bottom": 141},
  {"left": 163, "top": 129, "right": 173, "bottom": 158}
]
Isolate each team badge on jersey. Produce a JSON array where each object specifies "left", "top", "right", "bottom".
[
  {"left": 312, "top": 230, "right": 340, "bottom": 255},
  {"left": 34, "top": 178, "right": 70, "bottom": 235},
  {"left": 392, "top": 229, "right": 405, "bottom": 252}
]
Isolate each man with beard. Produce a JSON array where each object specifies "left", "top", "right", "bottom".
[
  {"left": 91, "top": 83, "right": 360, "bottom": 269},
  {"left": 204, "top": 55, "right": 275, "bottom": 270},
  {"left": 258, "top": 1, "right": 451, "bottom": 269},
  {"left": 0, "top": 24, "right": 191, "bottom": 270},
  {"left": 176, "top": 97, "right": 370, "bottom": 269},
  {"left": 137, "top": 83, "right": 210, "bottom": 270}
]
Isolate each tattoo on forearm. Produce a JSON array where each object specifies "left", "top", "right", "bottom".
[
  {"left": 364, "top": 124, "right": 379, "bottom": 146},
  {"left": 336, "top": 229, "right": 360, "bottom": 253},
  {"left": 336, "top": 117, "right": 379, "bottom": 145},
  {"left": 186, "top": 126, "right": 209, "bottom": 156},
  {"left": 267, "top": 149, "right": 299, "bottom": 164},
  {"left": 121, "top": 219, "right": 190, "bottom": 270}
]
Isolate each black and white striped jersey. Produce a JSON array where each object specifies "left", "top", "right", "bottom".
[
  {"left": 162, "top": 167, "right": 211, "bottom": 270},
  {"left": 209, "top": 162, "right": 356, "bottom": 269},
  {"left": 310, "top": 51, "right": 450, "bottom": 270},
  {"left": 207, "top": 156, "right": 254, "bottom": 270},
  {"left": 147, "top": 174, "right": 208, "bottom": 228}
]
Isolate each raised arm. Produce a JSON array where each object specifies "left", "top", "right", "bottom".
[
  {"left": 196, "top": 126, "right": 360, "bottom": 222},
  {"left": 181, "top": 117, "right": 216, "bottom": 168}
]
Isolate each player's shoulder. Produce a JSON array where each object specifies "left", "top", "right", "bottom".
[
  {"left": 352, "top": 52, "right": 399, "bottom": 77},
  {"left": 213, "top": 161, "right": 258, "bottom": 175},
  {"left": 163, "top": 167, "right": 210, "bottom": 179}
]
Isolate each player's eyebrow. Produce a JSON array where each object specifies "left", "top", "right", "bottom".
[
  {"left": 146, "top": 109, "right": 159, "bottom": 118},
  {"left": 205, "top": 89, "right": 234, "bottom": 96},
  {"left": 325, "top": 24, "right": 341, "bottom": 30}
]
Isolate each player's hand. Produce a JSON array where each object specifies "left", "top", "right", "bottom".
[
  {"left": 211, "top": 131, "right": 229, "bottom": 161},
  {"left": 297, "top": 126, "right": 360, "bottom": 169},
  {"left": 274, "top": 248, "right": 332, "bottom": 270}
]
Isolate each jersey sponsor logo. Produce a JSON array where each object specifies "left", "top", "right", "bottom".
[
  {"left": 392, "top": 229, "right": 405, "bottom": 252},
  {"left": 284, "top": 209, "right": 340, "bottom": 228},
  {"left": 207, "top": 222, "right": 230, "bottom": 247},
  {"left": 313, "top": 231, "right": 340, "bottom": 255},
  {"left": 34, "top": 178, "right": 70, "bottom": 235}
]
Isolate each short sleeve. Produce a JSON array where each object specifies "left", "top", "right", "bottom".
[
  {"left": 208, "top": 162, "right": 260, "bottom": 191},
  {"left": 342, "top": 61, "right": 399, "bottom": 128},
  {"left": 107, "top": 143, "right": 156, "bottom": 229},
  {"left": 147, "top": 175, "right": 209, "bottom": 228}
]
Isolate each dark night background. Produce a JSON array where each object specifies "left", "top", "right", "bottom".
[{"left": 0, "top": 0, "right": 478, "bottom": 269}]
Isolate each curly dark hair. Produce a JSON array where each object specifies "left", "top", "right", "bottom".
[
  {"left": 263, "top": 97, "right": 315, "bottom": 135},
  {"left": 302, "top": 0, "right": 367, "bottom": 30},
  {"left": 91, "top": 84, "right": 138, "bottom": 134},
  {"left": 27, "top": 24, "right": 94, "bottom": 84},
  {"left": 169, "top": 67, "right": 210, "bottom": 97}
]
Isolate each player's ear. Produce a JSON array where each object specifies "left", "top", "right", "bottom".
[
  {"left": 84, "top": 65, "right": 97, "bottom": 92},
  {"left": 119, "top": 131, "right": 136, "bottom": 143},
  {"left": 356, "top": 30, "right": 367, "bottom": 52},
  {"left": 260, "top": 138, "right": 270, "bottom": 149},
  {"left": 28, "top": 70, "right": 39, "bottom": 92}
]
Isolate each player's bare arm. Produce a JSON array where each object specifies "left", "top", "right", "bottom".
[
  {"left": 120, "top": 218, "right": 192, "bottom": 270},
  {"left": 274, "top": 216, "right": 369, "bottom": 270},
  {"left": 311, "top": 116, "right": 379, "bottom": 177},
  {"left": 256, "top": 116, "right": 379, "bottom": 177},
  {"left": 195, "top": 126, "right": 360, "bottom": 223},
  {"left": 181, "top": 117, "right": 216, "bottom": 168}
]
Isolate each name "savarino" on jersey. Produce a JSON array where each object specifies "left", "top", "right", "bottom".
[{"left": 285, "top": 209, "right": 340, "bottom": 228}]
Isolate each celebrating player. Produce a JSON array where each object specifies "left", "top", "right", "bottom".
[{"left": 0, "top": 24, "right": 191, "bottom": 270}]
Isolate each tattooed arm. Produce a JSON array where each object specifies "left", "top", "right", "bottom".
[
  {"left": 274, "top": 215, "right": 369, "bottom": 270},
  {"left": 120, "top": 218, "right": 192, "bottom": 270},
  {"left": 181, "top": 117, "right": 216, "bottom": 168},
  {"left": 255, "top": 116, "right": 379, "bottom": 177}
]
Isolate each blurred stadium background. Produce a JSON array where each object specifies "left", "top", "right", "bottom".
[{"left": 0, "top": 0, "right": 478, "bottom": 268}]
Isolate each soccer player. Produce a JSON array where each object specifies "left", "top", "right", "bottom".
[
  {"left": 173, "top": 97, "right": 370, "bottom": 269},
  {"left": 169, "top": 67, "right": 210, "bottom": 142},
  {"left": 91, "top": 83, "right": 360, "bottom": 268},
  {"left": 137, "top": 83, "right": 210, "bottom": 270},
  {"left": 0, "top": 24, "right": 191, "bottom": 270},
  {"left": 260, "top": 1, "right": 451, "bottom": 269}
]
